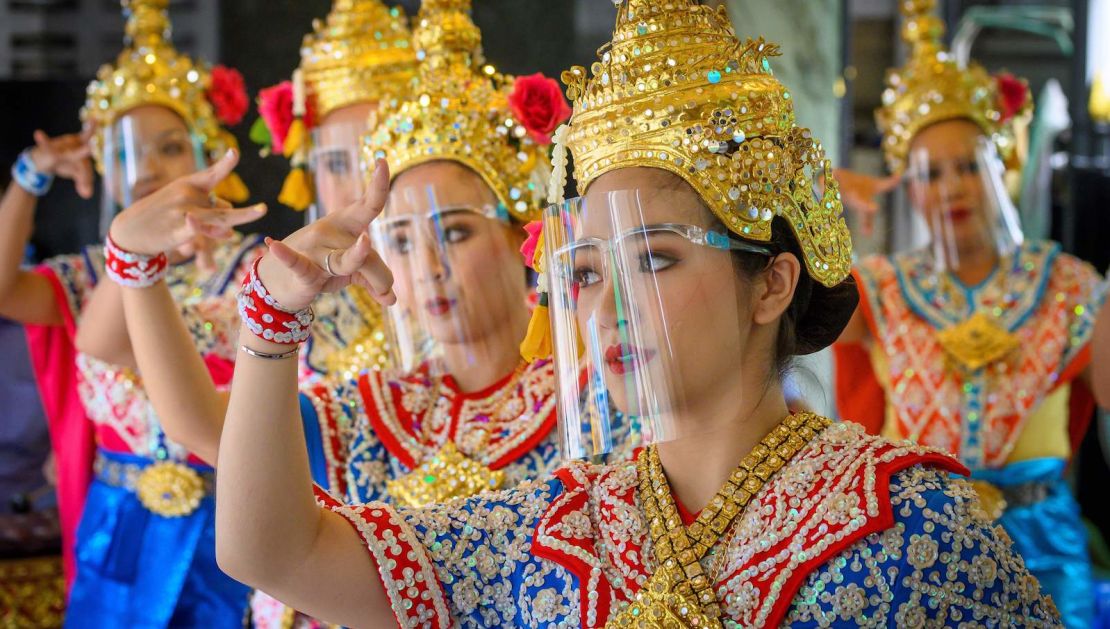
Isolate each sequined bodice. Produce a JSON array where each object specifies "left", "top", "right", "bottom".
[
  {"left": 856, "top": 241, "right": 1105, "bottom": 468},
  {"left": 326, "top": 421, "right": 1061, "bottom": 628}
]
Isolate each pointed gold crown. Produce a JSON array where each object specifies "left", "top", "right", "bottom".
[
  {"left": 362, "top": 0, "right": 551, "bottom": 221},
  {"left": 81, "top": 0, "right": 231, "bottom": 172},
  {"left": 299, "top": 0, "right": 417, "bottom": 119},
  {"left": 559, "top": 0, "right": 851, "bottom": 288},
  {"left": 876, "top": 0, "right": 1026, "bottom": 173}
]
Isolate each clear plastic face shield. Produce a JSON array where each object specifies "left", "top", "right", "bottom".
[
  {"left": 100, "top": 107, "right": 204, "bottom": 237},
  {"left": 370, "top": 174, "right": 528, "bottom": 377},
  {"left": 307, "top": 121, "right": 369, "bottom": 223},
  {"left": 905, "top": 134, "right": 1024, "bottom": 274},
  {"left": 543, "top": 187, "right": 773, "bottom": 460}
]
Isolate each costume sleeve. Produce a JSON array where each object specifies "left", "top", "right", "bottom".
[
  {"left": 784, "top": 467, "right": 1062, "bottom": 627},
  {"left": 1054, "top": 254, "right": 1107, "bottom": 382},
  {"left": 323, "top": 477, "right": 565, "bottom": 629},
  {"left": 831, "top": 342, "right": 885, "bottom": 432},
  {"left": 832, "top": 261, "right": 889, "bottom": 433},
  {"left": 885, "top": 470, "right": 1062, "bottom": 627}
]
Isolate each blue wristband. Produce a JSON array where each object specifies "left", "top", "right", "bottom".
[{"left": 11, "top": 149, "right": 54, "bottom": 197}]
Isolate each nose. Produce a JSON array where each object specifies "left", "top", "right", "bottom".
[
  {"left": 415, "top": 236, "right": 448, "bottom": 283},
  {"left": 131, "top": 148, "right": 164, "bottom": 190},
  {"left": 937, "top": 162, "right": 970, "bottom": 202},
  {"left": 592, "top": 277, "right": 621, "bottom": 331}
]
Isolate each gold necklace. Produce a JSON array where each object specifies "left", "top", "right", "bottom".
[
  {"left": 385, "top": 360, "right": 529, "bottom": 507},
  {"left": 609, "top": 413, "right": 832, "bottom": 627}
]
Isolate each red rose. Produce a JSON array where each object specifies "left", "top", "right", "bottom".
[
  {"left": 509, "top": 73, "right": 572, "bottom": 145},
  {"left": 995, "top": 73, "right": 1028, "bottom": 123},
  {"left": 208, "top": 65, "right": 249, "bottom": 127},
  {"left": 258, "top": 81, "right": 294, "bottom": 155}
]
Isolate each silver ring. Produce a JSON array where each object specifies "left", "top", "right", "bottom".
[{"left": 323, "top": 249, "right": 339, "bottom": 277}]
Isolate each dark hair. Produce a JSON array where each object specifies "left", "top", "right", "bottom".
[{"left": 726, "top": 216, "right": 859, "bottom": 375}]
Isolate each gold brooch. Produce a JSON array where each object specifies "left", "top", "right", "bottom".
[
  {"left": 609, "top": 566, "right": 719, "bottom": 628},
  {"left": 936, "top": 312, "right": 1019, "bottom": 371},
  {"left": 386, "top": 442, "right": 505, "bottom": 508},
  {"left": 136, "top": 461, "right": 206, "bottom": 517}
]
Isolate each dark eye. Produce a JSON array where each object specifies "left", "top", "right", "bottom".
[
  {"left": 927, "top": 166, "right": 943, "bottom": 181},
  {"left": 639, "top": 250, "right": 676, "bottom": 273},
  {"left": 390, "top": 234, "right": 412, "bottom": 254},
  {"left": 160, "top": 140, "right": 186, "bottom": 157},
  {"left": 957, "top": 159, "right": 979, "bottom": 176},
  {"left": 442, "top": 225, "right": 471, "bottom": 244},
  {"left": 325, "top": 153, "right": 350, "bottom": 176},
  {"left": 572, "top": 265, "right": 602, "bottom": 288}
]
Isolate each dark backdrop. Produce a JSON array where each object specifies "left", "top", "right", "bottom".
[{"left": 2, "top": 1, "right": 606, "bottom": 260}]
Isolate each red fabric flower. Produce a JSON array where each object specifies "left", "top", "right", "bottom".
[
  {"left": 520, "top": 220, "right": 543, "bottom": 269},
  {"left": 996, "top": 73, "right": 1029, "bottom": 123},
  {"left": 258, "top": 81, "right": 295, "bottom": 155},
  {"left": 208, "top": 65, "right": 249, "bottom": 127},
  {"left": 509, "top": 73, "right": 572, "bottom": 145}
]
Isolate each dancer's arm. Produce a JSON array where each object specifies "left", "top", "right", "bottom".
[
  {"left": 0, "top": 130, "right": 94, "bottom": 325},
  {"left": 216, "top": 161, "right": 396, "bottom": 626},
  {"left": 108, "top": 150, "right": 264, "bottom": 463}
]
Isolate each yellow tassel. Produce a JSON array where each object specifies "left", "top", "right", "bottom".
[
  {"left": 520, "top": 303, "right": 552, "bottom": 363},
  {"left": 279, "top": 167, "right": 313, "bottom": 211},
  {"left": 283, "top": 119, "right": 307, "bottom": 158},
  {"left": 212, "top": 171, "right": 250, "bottom": 203}
]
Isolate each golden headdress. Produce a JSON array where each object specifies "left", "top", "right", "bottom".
[
  {"left": 876, "top": 0, "right": 1031, "bottom": 173},
  {"left": 254, "top": 0, "right": 417, "bottom": 211},
  {"left": 81, "top": 0, "right": 247, "bottom": 194},
  {"left": 557, "top": 0, "right": 851, "bottom": 288},
  {"left": 300, "top": 0, "right": 416, "bottom": 121},
  {"left": 362, "top": 0, "right": 557, "bottom": 221}
]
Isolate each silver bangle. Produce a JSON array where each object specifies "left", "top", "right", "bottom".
[{"left": 239, "top": 344, "right": 299, "bottom": 360}]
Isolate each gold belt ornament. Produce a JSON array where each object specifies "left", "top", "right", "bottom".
[
  {"left": 936, "top": 312, "right": 1019, "bottom": 371},
  {"left": 136, "top": 461, "right": 206, "bottom": 517},
  {"left": 386, "top": 442, "right": 505, "bottom": 508},
  {"left": 96, "top": 455, "right": 210, "bottom": 518}
]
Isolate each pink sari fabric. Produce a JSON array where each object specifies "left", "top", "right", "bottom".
[{"left": 23, "top": 264, "right": 95, "bottom": 590}]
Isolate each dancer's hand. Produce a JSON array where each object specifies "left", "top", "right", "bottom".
[
  {"left": 256, "top": 159, "right": 395, "bottom": 312},
  {"left": 109, "top": 150, "right": 266, "bottom": 256},
  {"left": 28, "top": 128, "right": 96, "bottom": 199}
]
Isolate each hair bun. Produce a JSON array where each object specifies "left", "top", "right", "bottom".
[{"left": 793, "top": 276, "right": 859, "bottom": 355}]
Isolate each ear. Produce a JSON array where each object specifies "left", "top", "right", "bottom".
[{"left": 752, "top": 252, "right": 801, "bottom": 326}]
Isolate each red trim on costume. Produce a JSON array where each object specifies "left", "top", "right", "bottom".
[
  {"left": 760, "top": 450, "right": 967, "bottom": 627},
  {"left": 308, "top": 384, "right": 350, "bottom": 498},
  {"left": 1056, "top": 344, "right": 1092, "bottom": 393},
  {"left": 531, "top": 466, "right": 617, "bottom": 629},
  {"left": 359, "top": 361, "right": 558, "bottom": 473},
  {"left": 486, "top": 402, "right": 557, "bottom": 471},
  {"left": 533, "top": 431, "right": 970, "bottom": 628},
  {"left": 359, "top": 372, "right": 419, "bottom": 470},
  {"left": 325, "top": 500, "right": 451, "bottom": 629}
]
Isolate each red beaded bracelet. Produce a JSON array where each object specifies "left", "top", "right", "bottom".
[
  {"left": 103, "top": 233, "right": 169, "bottom": 288},
  {"left": 237, "top": 256, "right": 314, "bottom": 344}
]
